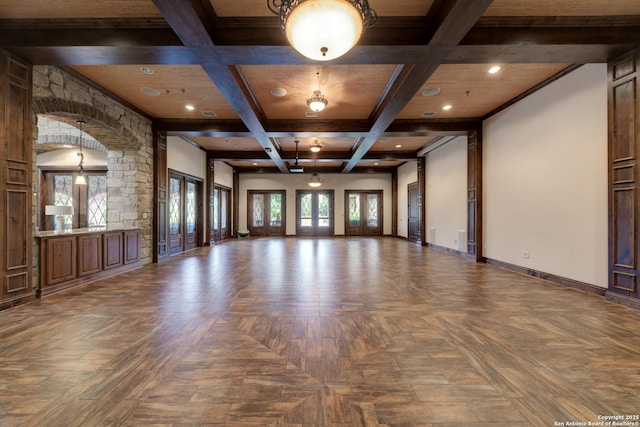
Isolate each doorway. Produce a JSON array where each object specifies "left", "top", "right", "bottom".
[
  {"left": 345, "top": 190, "right": 383, "bottom": 236},
  {"left": 169, "top": 171, "right": 203, "bottom": 255},
  {"left": 247, "top": 190, "right": 285, "bottom": 237},
  {"left": 211, "top": 185, "right": 231, "bottom": 243},
  {"left": 296, "top": 190, "right": 334, "bottom": 237}
]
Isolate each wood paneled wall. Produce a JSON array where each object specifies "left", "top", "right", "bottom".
[
  {"left": 154, "top": 131, "right": 168, "bottom": 262},
  {"left": 467, "top": 130, "right": 482, "bottom": 261},
  {"left": 0, "top": 51, "right": 33, "bottom": 310},
  {"left": 609, "top": 50, "right": 640, "bottom": 300}
]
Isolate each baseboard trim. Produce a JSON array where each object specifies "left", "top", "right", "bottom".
[
  {"left": 605, "top": 292, "right": 640, "bottom": 310},
  {"left": 485, "top": 258, "right": 607, "bottom": 297}
]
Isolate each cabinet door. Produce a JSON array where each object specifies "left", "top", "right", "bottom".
[
  {"left": 45, "top": 237, "right": 77, "bottom": 285},
  {"left": 124, "top": 230, "right": 140, "bottom": 264},
  {"left": 78, "top": 234, "right": 102, "bottom": 276},
  {"left": 103, "top": 232, "right": 123, "bottom": 270}
]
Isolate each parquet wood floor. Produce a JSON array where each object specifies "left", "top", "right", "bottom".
[{"left": 1, "top": 238, "right": 640, "bottom": 426}]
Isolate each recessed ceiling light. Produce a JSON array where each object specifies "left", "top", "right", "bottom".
[
  {"left": 271, "top": 87, "right": 287, "bottom": 97},
  {"left": 140, "top": 87, "right": 160, "bottom": 96},
  {"left": 140, "top": 66, "right": 154, "bottom": 75},
  {"left": 374, "top": 162, "right": 379, "bottom": 165},
  {"left": 488, "top": 66, "right": 501, "bottom": 74},
  {"left": 395, "top": 144, "right": 402, "bottom": 148},
  {"left": 185, "top": 104, "right": 195, "bottom": 111},
  {"left": 442, "top": 105, "right": 452, "bottom": 111},
  {"left": 422, "top": 87, "right": 440, "bottom": 97},
  {"left": 252, "top": 162, "right": 258, "bottom": 166}
]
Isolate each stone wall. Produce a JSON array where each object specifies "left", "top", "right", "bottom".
[{"left": 32, "top": 65, "right": 154, "bottom": 272}]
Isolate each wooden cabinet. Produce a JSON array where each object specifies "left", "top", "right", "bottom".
[{"left": 36, "top": 228, "right": 141, "bottom": 297}]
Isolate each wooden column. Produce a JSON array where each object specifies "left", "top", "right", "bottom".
[
  {"left": 153, "top": 130, "right": 168, "bottom": 262},
  {"left": 391, "top": 168, "right": 398, "bottom": 237},
  {"left": 609, "top": 50, "right": 640, "bottom": 300},
  {"left": 417, "top": 156, "right": 426, "bottom": 246},
  {"left": 467, "top": 130, "right": 483, "bottom": 261},
  {"left": 205, "top": 155, "right": 215, "bottom": 245},
  {"left": 233, "top": 170, "right": 239, "bottom": 238},
  {"left": 0, "top": 51, "right": 33, "bottom": 310}
]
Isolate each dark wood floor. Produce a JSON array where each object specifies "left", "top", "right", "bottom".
[{"left": 1, "top": 238, "right": 639, "bottom": 426}]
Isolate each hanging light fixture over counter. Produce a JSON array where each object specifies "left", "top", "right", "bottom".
[
  {"left": 75, "top": 119, "right": 87, "bottom": 185},
  {"left": 268, "top": 0, "right": 377, "bottom": 61}
]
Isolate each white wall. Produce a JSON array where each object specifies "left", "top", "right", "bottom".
[
  {"left": 239, "top": 173, "right": 392, "bottom": 236},
  {"left": 167, "top": 136, "right": 207, "bottom": 180},
  {"left": 214, "top": 161, "right": 234, "bottom": 188},
  {"left": 425, "top": 136, "right": 468, "bottom": 251},
  {"left": 483, "top": 63, "right": 608, "bottom": 287},
  {"left": 397, "top": 161, "right": 418, "bottom": 238}
]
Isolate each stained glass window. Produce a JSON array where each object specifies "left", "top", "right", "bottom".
[
  {"left": 87, "top": 175, "right": 107, "bottom": 227},
  {"left": 367, "top": 194, "right": 378, "bottom": 226},
  {"left": 212, "top": 188, "right": 219, "bottom": 230},
  {"left": 318, "top": 193, "right": 330, "bottom": 227},
  {"left": 270, "top": 193, "right": 282, "bottom": 226},
  {"left": 53, "top": 175, "right": 74, "bottom": 227},
  {"left": 300, "top": 193, "right": 312, "bottom": 227},
  {"left": 349, "top": 193, "right": 360, "bottom": 226},
  {"left": 186, "top": 182, "right": 196, "bottom": 233},
  {"left": 221, "top": 191, "right": 227, "bottom": 229},
  {"left": 169, "top": 178, "right": 181, "bottom": 235},
  {"left": 253, "top": 194, "right": 264, "bottom": 227}
]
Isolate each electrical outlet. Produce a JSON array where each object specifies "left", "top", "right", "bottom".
[{"left": 522, "top": 251, "right": 530, "bottom": 259}]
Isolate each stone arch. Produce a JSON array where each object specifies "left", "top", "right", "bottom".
[{"left": 33, "top": 97, "right": 141, "bottom": 150}]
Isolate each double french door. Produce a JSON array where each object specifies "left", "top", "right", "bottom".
[
  {"left": 169, "top": 172, "right": 202, "bottom": 255},
  {"left": 247, "top": 190, "right": 285, "bottom": 237},
  {"left": 345, "top": 190, "right": 382, "bottom": 236},
  {"left": 296, "top": 190, "right": 334, "bottom": 237}
]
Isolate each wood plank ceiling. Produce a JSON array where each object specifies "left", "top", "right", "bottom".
[{"left": 1, "top": 0, "right": 639, "bottom": 173}]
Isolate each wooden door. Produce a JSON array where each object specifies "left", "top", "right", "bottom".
[
  {"left": 248, "top": 191, "right": 285, "bottom": 237},
  {"left": 168, "top": 176, "right": 184, "bottom": 255},
  {"left": 297, "top": 190, "right": 334, "bottom": 237},
  {"left": 408, "top": 182, "right": 421, "bottom": 243},
  {"left": 211, "top": 186, "right": 232, "bottom": 242},
  {"left": 345, "top": 190, "right": 382, "bottom": 236}
]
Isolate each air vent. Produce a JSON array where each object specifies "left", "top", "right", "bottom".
[
  {"left": 140, "top": 87, "right": 160, "bottom": 97},
  {"left": 422, "top": 111, "right": 437, "bottom": 117},
  {"left": 202, "top": 111, "right": 217, "bottom": 117},
  {"left": 305, "top": 111, "right": 318, "bottom": 118}
]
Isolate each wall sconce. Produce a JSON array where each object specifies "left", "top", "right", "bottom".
[{"left": 45, "top": 205, "right": 73, "bottom": 232}]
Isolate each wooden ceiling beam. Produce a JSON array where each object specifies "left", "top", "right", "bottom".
[
  {"left": 152, "top": 0, "right": 287, "bottom": 172},
  {"left": 342, "top": 0, "right": 494, "bottom": 172}
]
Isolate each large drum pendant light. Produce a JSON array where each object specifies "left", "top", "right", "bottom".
[{"left": 268, "top": 0, "right": 377, "bottom": 61}]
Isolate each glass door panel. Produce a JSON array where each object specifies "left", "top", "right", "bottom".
[
  {"left": 168, "top": 177, "right": 183, "bottom": 254},
  {"left": 185, "top": 181, "right": 197, "bottom": 250}
]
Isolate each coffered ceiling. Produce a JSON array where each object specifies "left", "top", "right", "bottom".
[{"left": 1, "top": 0, "right": 639, "bottom": 173}]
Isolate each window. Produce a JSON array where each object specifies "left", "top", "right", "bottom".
[{"left": 41, "top": 170, "right": 107, "bottom": 230}]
